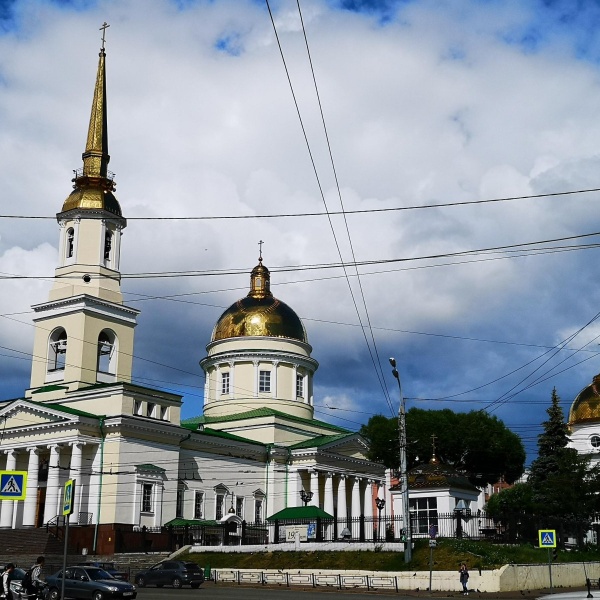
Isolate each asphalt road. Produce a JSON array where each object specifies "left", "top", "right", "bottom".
[{"left": 131, "top": 582, "right": 562, "bottom": 600}]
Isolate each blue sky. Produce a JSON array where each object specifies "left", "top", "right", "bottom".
[{"left": 2, "top": 0, "right": 600, "bottom": 467}]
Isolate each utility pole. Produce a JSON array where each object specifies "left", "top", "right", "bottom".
[{"left": 390, "top": 357, "right": 411, "bottom": 563}]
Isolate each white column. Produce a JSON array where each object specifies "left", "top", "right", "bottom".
[
  {"left": 323, "top": 472, "right": 334, "bottom": 517},
  {"left": 272, "top": 361, "right": 279, "bottom": 398},
  {"left": 0, "top": 449, "right": 17, "bottom": 528},
  {"left": 292, "top": 365, "right": 298, "bottom": 399},
  {"left": 43, "top": 445, "right": 61, "bottom": 525},
  {"left": 310, "top": 470, "right": 319, "bottom": 507},
  {"left": 364, "top": 479, "right": 374, "bottom": 540},
  {"left": 303, "top": 372, "right": 309, "bottom": 404},
  {"left": 69, "top": 442, "right": 83, "bottom": 524},
  {"left": 215, "top": 365, "right": 221, "bottom": 399},
  {"left": 23, "top": 448, "right": 40, "bottom": 527},
  {"left": 228, "top": 361, "right": 235, "bottom": 398},
  {"left": 288, "top": 470, "right": 300, "bottom": 508},
  {"left": 351, "top": 477, "right": 361, "bottom": 519},
  {"left": 384, "top": 469, "right": 392, "bottom": 516},
  {"left": 253, "top": 360, "right": 260, "bottom": 397},
  {"left": 337, "top": 475, "right": 347, "bottom": 524}
]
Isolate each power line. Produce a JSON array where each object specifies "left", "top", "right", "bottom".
[{"left": 0, "top": 186, "right": 598, "bottom": 220}]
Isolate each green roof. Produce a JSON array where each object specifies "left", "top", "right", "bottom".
[
  {"left": 180, "top": 424, "right": 266, "bottom": 446},
  {"left": 42, "top": 402, "right": 104, "bottom": 419},
  {"left": 267, "top": 505, "right": 333, "bottom": 521},
  {"left": 136, "top": 463, "right": 166, "bottom": 472},
  {"left": 183, "top": 407, "right": 350, "bottom": 434},
  {"left": 289, "top": 433, "right": 355, "bottom": 450},
  {"left": 164, "top": 518, "right": 218, "bottom": 527},
  {"left": 76, "top": 380, "right": 183, "bottom": 400},
  {"left": 31, "top": 384, "right": 68, "bottom": 394}
]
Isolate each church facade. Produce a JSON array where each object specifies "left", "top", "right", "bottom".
[{"left": 0, "top": 42, "right": 385, "bottom": 553}]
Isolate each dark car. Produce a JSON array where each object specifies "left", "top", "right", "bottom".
[
  {"left": 134, "top": 560, "right": 204, "bottom": 589},
  {"left": 45, "top": 566, "right": 137, "bottom": 600},
  {"left": 76, "top": 561, "right": 129, "bottom": 581}
]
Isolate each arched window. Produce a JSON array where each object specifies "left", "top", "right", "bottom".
[
  {"left": 66, "top": 228, "right": 75, "bottom": 259},
  {"left": 48, "top": 328, "right": 67, "bottom": 373},
  {"left": 97, "top": 329, "right": 117, "bottom": 382},
  {"left": 104, "top": 229, "right": 113, "bottom": 263}
]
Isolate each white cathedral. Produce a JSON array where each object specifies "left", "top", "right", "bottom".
[{"left": 0, "top": 43, "right": 386, "bottom": 553}]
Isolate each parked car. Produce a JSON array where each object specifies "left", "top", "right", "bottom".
[
  {"left": 76, "top": 561, "right": 129, "bottom": 581},
  {"left": 134, "top": 560, "right": 204, "bottom": 589},
  {"left": 6, "top": 567, "right": 26, "bottom": 598},
  {"left": 45, "top": 566, "right": 137, "bottom": 600}
]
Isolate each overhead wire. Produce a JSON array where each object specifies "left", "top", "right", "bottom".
[{"left": 265, "top": 0, "right": 394, "bottom": 414}]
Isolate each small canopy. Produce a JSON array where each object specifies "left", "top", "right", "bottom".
[{"left": 267, "top": 505, "right": 333, "bottom": 521}]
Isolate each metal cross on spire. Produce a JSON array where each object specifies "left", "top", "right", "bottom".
[
  {"left": 258, "top": 240, "right": 264, "bottom": 261},
  {"left": 100, "top": 22, "right": 110, "bottom": 51}
]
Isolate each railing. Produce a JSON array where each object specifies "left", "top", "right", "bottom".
[{"left": 108, "top": 511, "right": 599, "bottom": 553}]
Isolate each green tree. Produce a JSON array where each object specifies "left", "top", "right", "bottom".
[
  {"left": 485, "top": 483, "right": 534, "bottom": 518},
  {"left": 359, "top": 408, "right": 526, "bottom": 485},
  {"left": 528, "top": 388, "right": 600, "bottom": 518}
]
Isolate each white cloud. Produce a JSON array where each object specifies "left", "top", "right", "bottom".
[{"left": 1, "top": 0, "right": 600, "bottom": 461}]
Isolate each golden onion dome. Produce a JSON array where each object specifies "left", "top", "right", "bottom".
[
  {"left": 569, "top": 373, "right": 600, "bottom": 425},
  {"left": 211, "top": 259, "right": 307, "bottom": 343}
]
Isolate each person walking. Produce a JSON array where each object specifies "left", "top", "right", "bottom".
[
  {"left": 1, "top": 563, "right": 15, "bottom": 600},
  {"left": 459, "top": 562, "right": 469, "bottom": 595},
  {"left": 24, "top": 557, "right": 45, "bottom": 599}
]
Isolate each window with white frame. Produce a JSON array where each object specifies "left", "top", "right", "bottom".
[
  {"left": 134, "top": 400, "right": 142, "bottom": 415},
  {"left": 409, "top": 497, "right": 438, "bottom": 534},
  {"left": 216, "top": 493, "right": 225, "bottom": 520},
  {"left": 176, "top": 488, "right": 184, "bottom": 518},
  {"left": 255, "top": 498, "right": 263, "bottom": 523},
  {"left": 194, "top": 491, "right": 204, "bottom": 520},
  {"left": 141, "top": 483, "right": 154, "bottom": 513},
  {"left": 296, "top": 373, "right": 304, "bottom": 398},
  {"left": 147, "top": 403, "right": 155, "bottom": 418},
  {"left": 236, "top": 497, "right": 244, "bottom": 518},
  {"left": 259, "top": 370, "right": 271, "bottom": 393},
  {"left": 160, "top": 406, "right": 168, "bottom": 420},
  {"left": 221, "top": 371, "right": 230, "bottom": 395}
]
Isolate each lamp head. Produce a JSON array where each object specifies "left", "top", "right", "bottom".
[{"left": 389, "top": 357, "right": 396, "bottom": 368}]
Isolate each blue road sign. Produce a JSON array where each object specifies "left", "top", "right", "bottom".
[
  {"left": 63, "top": 479, "right": 75, "bottom": 516},
  {"left": 0, "top": 471, "right": 27, "bottom": 500},
  {"left": 539, "top": 529, "right": 556, "bottom": 548}
]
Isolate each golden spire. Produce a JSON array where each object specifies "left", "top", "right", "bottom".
[{"left": 61, "top": 23, "right": 122, "bottom": 218}]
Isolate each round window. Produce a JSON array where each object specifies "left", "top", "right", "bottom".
[{"left": 591, "top": 435, "right": 600, "bottom": 448}]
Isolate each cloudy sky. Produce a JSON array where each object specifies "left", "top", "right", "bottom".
[{"left": 2, "top": 0, "right": 600, "bottom": 465}]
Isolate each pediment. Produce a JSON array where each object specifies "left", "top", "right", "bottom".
[
  {"left": 325, "top": 436, "right": 370, "bottom": 460},
  {"left": 0, "top": 400, "right": 79, "bottom": 431}
]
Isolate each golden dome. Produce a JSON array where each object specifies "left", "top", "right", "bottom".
[
  {"left": 211, "top": 259, "right": 307, "bottom": 343},
  {"left": 62, "top": 186, "right": 122, "bottom": 217},
  {"left": 569, "top": 373, "right": 600, "bottom": 425}
]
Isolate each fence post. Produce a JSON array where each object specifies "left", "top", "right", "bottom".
[
  {"left": 241, "top": 520, "right": 247, "bottom": 545},
  {"left": 274, "top": 519, "right": 279, "bottom": 545},
  {"left": 359, "top": 514, "right": 365, "bottom": 542},
  {"left": 317, "top": 517, "right": 322, "bottom": 542}
]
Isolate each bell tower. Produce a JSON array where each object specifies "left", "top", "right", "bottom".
[{"left": 28, "top": 28, "right": 139, "bottom": 396}]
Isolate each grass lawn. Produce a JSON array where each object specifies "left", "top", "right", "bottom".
[{"left": 186, "top": 539, "right": 600, "bottom": 572}]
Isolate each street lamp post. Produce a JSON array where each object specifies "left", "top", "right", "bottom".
[
  {"left": 299, "top": 489, "right": 313, "bottom": 507},
  {"left": 375, "top": 497, "right": 386, "bottom": 542},
  {"left": 390, "top": 357, "right": 412, "bottom": 563}
]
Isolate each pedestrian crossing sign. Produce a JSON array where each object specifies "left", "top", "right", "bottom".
[
  {"left": 0, "top": 471, "right": 27, "bottom": 500},
  {"left": 63, "top": 479, "right": 75, "bottom": 516},
  {"left": 539, "top": 529, "right": 556, "bottom": 548}
]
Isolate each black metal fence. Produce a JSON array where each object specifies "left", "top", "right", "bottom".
[{"left": 112, "top": 511, "right": 599, "bottom": 552}]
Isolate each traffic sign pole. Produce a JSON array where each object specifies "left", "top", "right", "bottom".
[
  {"left": 61, "top": 479, "right": 75, "bottom": 600},
  {"left": 547, "top": 548, "right": 553, "bottom": 592}
]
